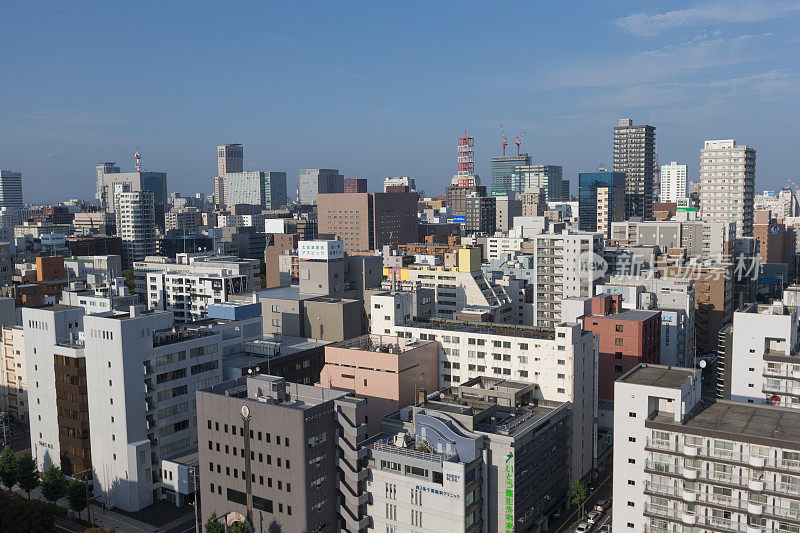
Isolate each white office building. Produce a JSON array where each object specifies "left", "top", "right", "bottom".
[
  {"left": 660, "top": 162, "right": 688, "bottom": 203},
  {"left": 134, "top": 253, "right": 260, "bottom": 296},
  {"left": 700, "top": 139, "right": 756, "bottom": 237}
]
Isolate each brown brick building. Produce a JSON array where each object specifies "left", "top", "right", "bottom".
[{"left": 581, "top": 295, "right": 661, "bottom": 400}]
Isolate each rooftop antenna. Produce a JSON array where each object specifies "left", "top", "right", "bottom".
[
  {"left": 135, "top": 146, "right": 141, "bottom": 173},
  {"left": 499, "top": 124, "right": 508, "bottom": 157}
]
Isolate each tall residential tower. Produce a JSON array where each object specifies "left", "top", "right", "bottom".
[
  {"left": 699, "top": 139, "right": 756, "bottom": 237},
  {"left": 614, "top": 118, "right": 656, "bottom": 219}
]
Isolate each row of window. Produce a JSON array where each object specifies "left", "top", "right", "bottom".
[{"left": 206, "top": 420, "right": 291, "bottom": 447}]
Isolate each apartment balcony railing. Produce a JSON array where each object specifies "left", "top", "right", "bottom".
[{"left": 645, "top": 438, "right": 800, "bottom": 473}]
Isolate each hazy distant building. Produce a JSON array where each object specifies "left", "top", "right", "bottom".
[
  {"left": 383, "top": 176, "right": 423, "bottom": 197},
  {"left": 614, "top": 118, "right": 655, "bottom": 219},
  {"left": 494, "top": 191, "right": 522, "bottom": 232},
  {"left": 224, "top": 171, "right": 287, "bottom": 210},
  {"left": 217, "top": 143, "right": 243, "bottom": 176},
  {"left": 579, "top": 171, "right": 626, "bottom": 237},
  {"left": 95, "top": 162, "right": 119, "bottom": 203},
  {"left": 561, "top": 179, "right": 570, "bottom": 200},
  {"left": 299, "top": 169, "right": 344, "bottom": 204},
  {"left": 512, "top": 165, "right": 563, "bottom": 200},
  {"left": 659, "top": 161, "right": 687, "bottom": 203},
  {"left": 700, "top": 139, "right": 756, "bottom": 237},
  {"left": 490, "top": 153, "right": 531, "bottom": 194},
  {"left": 97, "top": 167, "right": 168, "bottom": 228},
  {"left": 343, "top": 177, "right": 367, "bottom": 193},
  {"left": 0, "top": 171, "right": 23, "bottom": 209}
]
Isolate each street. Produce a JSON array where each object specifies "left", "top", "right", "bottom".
[{"left": 553, "top": 473, "right": 613, "bottom": 532}]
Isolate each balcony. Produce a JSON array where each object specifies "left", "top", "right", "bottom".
[{"left": 645, "top": 438, "right": 799, "bottom": 473}]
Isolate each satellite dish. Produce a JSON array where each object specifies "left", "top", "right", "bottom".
[{"left": 699, "top": 360, "right": 707, "bottom": 369}]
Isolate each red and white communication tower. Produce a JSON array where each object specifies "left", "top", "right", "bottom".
[
  {"left": 457, "top": 130, "right": 475, "bottom": 186},
  {"left": 135, "top": 146, "right": 141, "bottom": 173}
]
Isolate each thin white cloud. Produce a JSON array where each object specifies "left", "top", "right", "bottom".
[
  {"left": 616, "top": 1, "right": 800, "bottom": 36},
  {"left": 332, "top": 67, "right": 361, "bottom": 79},
  {"left": 547, "top": 36, "right": 758, "bottom": 89}
]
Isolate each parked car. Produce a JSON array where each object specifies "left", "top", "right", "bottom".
[
  {"left": 587, "top": 510, "right": 602, "bottom": 524},
  {"left": 595, "top": 498, "right": 611, "bottom": 512},
  {"left": 599, "top": 525, "right": 611, "bottom": 533},
  {"left": 576, "top": 522, "right": 592, "bottom": 533}
]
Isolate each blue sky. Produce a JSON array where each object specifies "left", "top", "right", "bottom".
[{"left": 1, "top": 1, "right": 799, "bottom": 203}]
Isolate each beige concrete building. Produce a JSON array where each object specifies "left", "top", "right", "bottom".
[
  {"left": 519, "top": 187, "right": 547, "bottom": 217},
  {"left": 1, "top": 325, "right": 26, "bottom": 423},
  {"left": 318, "top": 334, "right": 438, "bottom": 437},
  {"left": 700, "top": 139, "right": 756, "bottom": 237}
]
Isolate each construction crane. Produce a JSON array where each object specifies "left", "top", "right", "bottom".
[
  {"left": 80, "top": 207, "right": 95, "bottom": 232},
  {"left": 514, "top": 131, "right": 527, "bottom": 156},
  {"left": 499, "top": 124, "right": 508, "bottom": 157}
]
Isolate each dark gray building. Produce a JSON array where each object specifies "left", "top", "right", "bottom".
[
  {"left": 614, "top": 118, "right": 655, "bottom": 220},
  {"left": 464, "top": 194, "right": 496, "bottom": 235},
  {"left": 197, "top": 375, "right": 367, "bottom": 532}
]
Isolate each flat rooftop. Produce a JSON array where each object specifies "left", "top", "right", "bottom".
[
  {"left": 652, "top": 400, "right": 800, "bottom": 448},
  {"left": 407, "top": 317, "right": 558, "bottom": 340},
  {"left": 620, "top": 364, "right": 696, "bottom": 388},
  {"left": 333, "top": 334, "right": 434, "bottom": 354},
  {"left": 597, "top": 309, "right": 660, "bottom": 322}
]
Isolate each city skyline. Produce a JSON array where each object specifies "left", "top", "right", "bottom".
[{"left": 1, "top": 1, "right": 799, "bottom": 203}]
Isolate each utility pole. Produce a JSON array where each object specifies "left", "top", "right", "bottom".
[{"left": 190, "top": 465, "right": 200, "bottom": 533}]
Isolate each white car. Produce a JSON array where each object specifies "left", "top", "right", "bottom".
[
  {"left": 576, "top": 522, "right": 592, "bottom": 533},
  {"left": 587, "top": 510, "right": 602, "bottom": 524}
]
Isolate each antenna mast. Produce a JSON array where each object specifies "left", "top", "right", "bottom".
[{"left": 135, "top": 146, "right": 141, "bottom": 173}]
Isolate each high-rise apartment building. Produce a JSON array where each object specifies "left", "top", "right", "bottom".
[
  {"left": 217, "top": 144, "right": 243, "bottom": 176},
  {"left": 1, "top": 324, "right": 27, "bottom": 424},
  {"left": 490, "top": 153, "right": 531, "bottom": 194},
  {"left": 464, "top": 194, "right": 496, "bottom": 235},
  {"left": 223, "top": 171, "right": 287, "bottom": 210},
  {"left": 578, "top": 171, "right": 626, "bottom": 237},
  {"left": 614, "top": 118, "right": 656, "bottom": 219},
  {"left": 511, "top": 165, "right": 563, "bottom": 200},
  {"left": 317, "top": 192, "right": 418, "bottom": 254},
  {"left": 660, "top": 161, "right": 687, "bottom": 203},
  {"left": 299, "top": 169, "right": 344, "bottom": 204},
  {"left": 0, "top": 170, "right": 23, "bottom": 209},
  {"left": 613, "top": 363, "right": 800, "bottom": 533},
  {"left": 700, "top": 139, "right": 756, "bottom": 237},
  {"left": 213, "top": 176, "right": 225, "bottom": 207},
  {"left": 519, "top": 187, "right": 547, "bottom": 217},
  {"left": 197, "top": 375, "right": 367, "bottom": 532},
  {"left": 115, "top": 190, "right": 157, "bottom": 268}
]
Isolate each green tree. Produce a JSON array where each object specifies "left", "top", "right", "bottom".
[
  {"left": 230, "top": 521, "right": 250, "bottom": 533},
  {"left": 0, "top": 446, "right": 17, "bottom": 488},
  {"left": 122, "top": 269, "right": 136, "bottom": 294},
  {"left": 67, "top": 478, "right": 88, "bottom": 520},
  {"left": 41, "top": 463, "right": 66, "bottom": 504},
  {"left": 15, "top": 453, "right": 38, "bottom": 499},
  {"left": 204, "top": 512, "right": 225, "bottom": 533},
  {"left": 571, "top": 479, "right": 588, "bottom": 517}
]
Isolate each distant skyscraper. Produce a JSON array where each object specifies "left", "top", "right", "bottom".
[
  {"left": 700, "top": 139, "right": 756, "bottom": 237},
  {"left": 579, "top": 170, "right": 626, "bottom": 237},
  {"left": 561, "top": 180, "right": 570, "bottom": 201},
  {"left": 115, "top": 189, "right": 156, "bottom": 268},
  {"left": 224, "top": 171, "right": 287, "bottom": 210},
  {"left": 614, "top": 118, "right": 656, "bottom": 219},
  {"left": 213, "top": 175, "right": 225, "bottom": 206},
  {"left": 660, "top": 162, "right": 687, "bottom": 203},
  {"left": 217, "top": 144, "right": 243, "bottom": 176},
  {"left": 95, "top": 162, "right": 119, "bottom": 202},
  {"left": 343, "top": 177, "right": 367, "bottom": 193},
  {"left": 299, "top": 169, "right": 344, "bottom": 204},
  {"left": 0, "top": 171, "right": 23, "bottom": 209},
  {"left": 512, "top": 165, "right": 563, "bottom": 201},
  {"left": 490, "top": 153, "right": 531, "bottom": 194}
]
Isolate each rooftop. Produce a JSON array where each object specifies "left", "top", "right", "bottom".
[
  {"left": 333, "top": 334, "right": 434, "bottom": 354},
  {"left": 620, "top": 364, "right": 696, "bottom": 388},
  {"left": 652, "top": 400, "right": 800, "bottom": 448},
  {"left": 602, "top": 309, "right": 661, "bottom": 322},
  {"left": 407, "top": 317, "right": 558, "bottom": 340}
]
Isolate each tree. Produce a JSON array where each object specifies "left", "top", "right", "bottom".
[
  {"left": 15, "top": 453, "right": 38, "bottom": 499},
  {"left": 230, "top": 521, "right": 250, "bottom": 533},
  {"left": 67, "top": 478, "right": 88, "bottom": 520},
  {"left": 204, "top": 512, "right": 225, "bottom": 533},
  {"left": 571, "top": 479, "right": 588, "bottom": 517},
  {"left": 122, "top": 269, "right": 136, "bottom": 294},
  {"left": 41, "top": 463, "right": 66, "bottom": 504},
  {"left": 0, "top": 446, "right": 17, "bottom": 489}
]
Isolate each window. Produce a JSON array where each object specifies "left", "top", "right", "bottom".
[
  {"left": 615, "top": 338, "right": 624, "bottom": 346},
  {"left": 615, "top": 324, "right": 623, "bottom": 332},
  {"left": 629, "top": 412, "right": 636, "bottom": 418}
]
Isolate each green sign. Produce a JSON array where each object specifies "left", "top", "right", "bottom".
[{"left": 492, "top": 191, "right": 509, "bottom": 197}]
